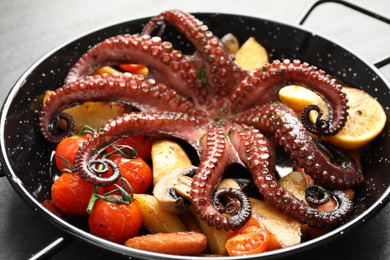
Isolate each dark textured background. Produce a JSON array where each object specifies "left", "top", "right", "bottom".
[{"left": 1, "top": 0, "right": 389, "bottom": 259}]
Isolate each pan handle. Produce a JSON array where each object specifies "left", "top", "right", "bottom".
[
  {"left": 29, "top": 236, "right": 73, "bottom": 260},
  {"left": 297, "top": 0, "right": 390, "bottom": 68}
]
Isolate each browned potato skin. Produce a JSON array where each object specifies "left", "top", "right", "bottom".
[
  {"left": 133, "top": 194, "right": 188, "bottom": 234},
  {"left": 250, "top": 198, "right": 301, "bottom": 249},
  {"left": 189, "top": 206, "right": 233, "bottom": 255},
  {"left": 124, "top": 231, "right": 207, "bottom": 256},
  {"left": 151, "top": 139, "right": 192, "bottom": 185}
]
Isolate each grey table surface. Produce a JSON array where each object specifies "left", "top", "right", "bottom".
[{"left": 1, "top": 0, "right": 389, "bottom": 259}]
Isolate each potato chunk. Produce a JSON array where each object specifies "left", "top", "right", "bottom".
[
  {"left": 133, "top": 194, "right": 188, "bottom": 234},
  {"left": 250, "top": 198, "right": 301, "bottom": 248},
  {"left": 151, "top": 139, "right": 192, "bottom": 185},
  {"left": 234, "top": 37, "right": 269, "bottom": 70}
]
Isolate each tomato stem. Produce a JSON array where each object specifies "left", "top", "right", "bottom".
[
  {"left": 86, "top": 185, "right": 100, "bottom": 214},
  {"left": 85, "top": 152, "right": 135, "bottom": 213}
]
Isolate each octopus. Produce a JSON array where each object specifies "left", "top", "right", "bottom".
[{"left": 39, "top": 10, "right": 364, "bottom": 231}]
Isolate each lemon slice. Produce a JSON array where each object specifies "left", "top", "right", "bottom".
[
  {"left": 279, "top": 85, "right": 387, "bottom": 149},
  {"left": 234, "top": 37, "right": 268, "bottom": 71},
  {"left": 279, "top": 85, "right": 322, "bottom": 112},
  {"left": 324, "top": 87, "right": 386, "bottom": 149}
]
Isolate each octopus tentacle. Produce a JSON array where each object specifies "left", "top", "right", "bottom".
[
  {"left": 231, "top": 59, "right": 349, "bottom": 136},
  {"left": 44, "top": 112, "right": 76, "bottom": 142},
  {"left": 142, "top": 10, "right": 243, "bottom": 104},
  {"left": 305, "top": 184, "right": 331, "bottom": 205},
  {"left": 75, "top": 111, "right": 208, "bottom": 186},
  {"left": 233, "top": 101, "right": 363, "bottom": 189},
  {"left": 40, "top": 73, "right": 201, "bottom": 143},
  {"left": 190, "top": 126, "right": 251, "bottom": 231},
  {"left": 65, "top": 34, "right": 205, "bottom": 105},
  {"left": 228, "top": 125, "right": 352, "bottom": 228}
]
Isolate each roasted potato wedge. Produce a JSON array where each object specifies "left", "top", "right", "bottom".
[
  {"left": 279, "top": 171, "right": 308, "bottom": 203},
  {"left": 133, "top": 194, "right": 188, "bottom": 234},
  {"left": 189, "top": 206, "right": 233, "bottom": 255},
  {"left": 151, "top": 139, "right": 192, "bottom": 185},
  {"left": 234, "top": 37, "right": 269, "bottom": 70},
  {"left": 250, "top": 198, "right": 301, "bottom": 249}
]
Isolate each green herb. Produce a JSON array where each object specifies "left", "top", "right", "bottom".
[{"left": 197, "top": 66, "right": 208, "bottom": 85}]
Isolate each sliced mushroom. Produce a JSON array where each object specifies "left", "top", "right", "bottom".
[{"left": 153, "top": 166, "right": 197, "bottom": 213}]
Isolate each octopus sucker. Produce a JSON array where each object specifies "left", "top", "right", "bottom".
[{"left": 40, "top": 10, "right": 363, "bottom": 230}]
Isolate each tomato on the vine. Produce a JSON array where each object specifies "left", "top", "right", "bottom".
[
  {"left": 104, "top": 156, "right": 152, "bottom": 194},
  {"left": 51, "top": 172, "right": 102, "bottom": 216},
  {"left": 105, "top": 135, "right": 152, "bottom": 161},
  {"left": 225, "top": 218, "right": 271, "bottom": 256},
  {"left": 55, "top": 135, "right": 89, "bottom": 172},
  {"left": 88, "top": 196, "right": 142, "bottom": 243}
]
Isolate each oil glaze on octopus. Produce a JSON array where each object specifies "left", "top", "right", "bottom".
[{"left": 39, "top": 10, "right": 364, "bottom": 231}]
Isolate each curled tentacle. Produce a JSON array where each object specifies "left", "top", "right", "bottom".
[
  {"left": 233, "top": 101, "right": 363, "bottom": 189},
  {"left": 231, "top": 59, "right": 349, "bottom": 136},
  {"left": 41, "top": 112, "right": 75, "bottom": 143},
  {"left": 82, "top": 156, "right": 121, "bottom": 186},
  {"left": 75, "top": 111, "right": 207, "bottom": 186},
  {"left": 212, "top": 188, "right": 251, "bottom": 224},
  {"left": 228, "top": 125, "right": 353, "bottom": 228},
  {"left": 40, "top": 73, "right": 202, "bottom": 143}
]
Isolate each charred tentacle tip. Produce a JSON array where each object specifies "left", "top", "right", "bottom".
[
  {"left": 46, "top": 112, "right": 75, "bottom": 143},
  {"left": 305, "top": 184, "right": 353, "bottom": 228},
  {"left": 301, "top": 104, "right": 332, "bottom": 136},
  {"left": 305, "top": 184, "right": 331, "bottom": 205},
  {"left": 212, "top": 188, "right": 251, "bottom": 230}
]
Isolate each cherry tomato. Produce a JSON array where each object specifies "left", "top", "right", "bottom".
[
  {"left": 104, "top": 156, "right": 152, "bottom": 194},
  {"left": 225, "top": 218, "right": 271, "bottom": 256},
  {"left": 88, "top": 197, "right": 142, "bottom": 243},
  {"left": 106, "top": 136, "right": 152, "bottom": 161},
  {"left": 51, "top": 172, "right": 101, "bottom": 216},
  {"left": 55, "top": 135, "right": 89, "bottom": 172},
  {"left": 118, "top": 63, "right": 146, "bottom": 73}
]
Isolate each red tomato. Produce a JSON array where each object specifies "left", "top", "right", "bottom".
[
  {"left": 104, "top": 156, "right": 152, "bottom": 194},
  {"left": 118, "top": 63, "right": 145, "bottom": 73},
  {"left": 225, "top": 218, "right": 271, "bottom": 256},
  {"left": 55, "top": 135, "right": 89, "bottom": 172},
  {"left": 106, "top": 136, "right": 152, "bottom": 161},
  {"left": 88, "top": 197, "right": 142, "bottom": 243},
  {"left": 51, "top": 173, "right": 101, "bottom": 216}
]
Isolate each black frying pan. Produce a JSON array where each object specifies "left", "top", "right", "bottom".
[{"left": 1, "top": 10, "right": 389, "bottom": 260}]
